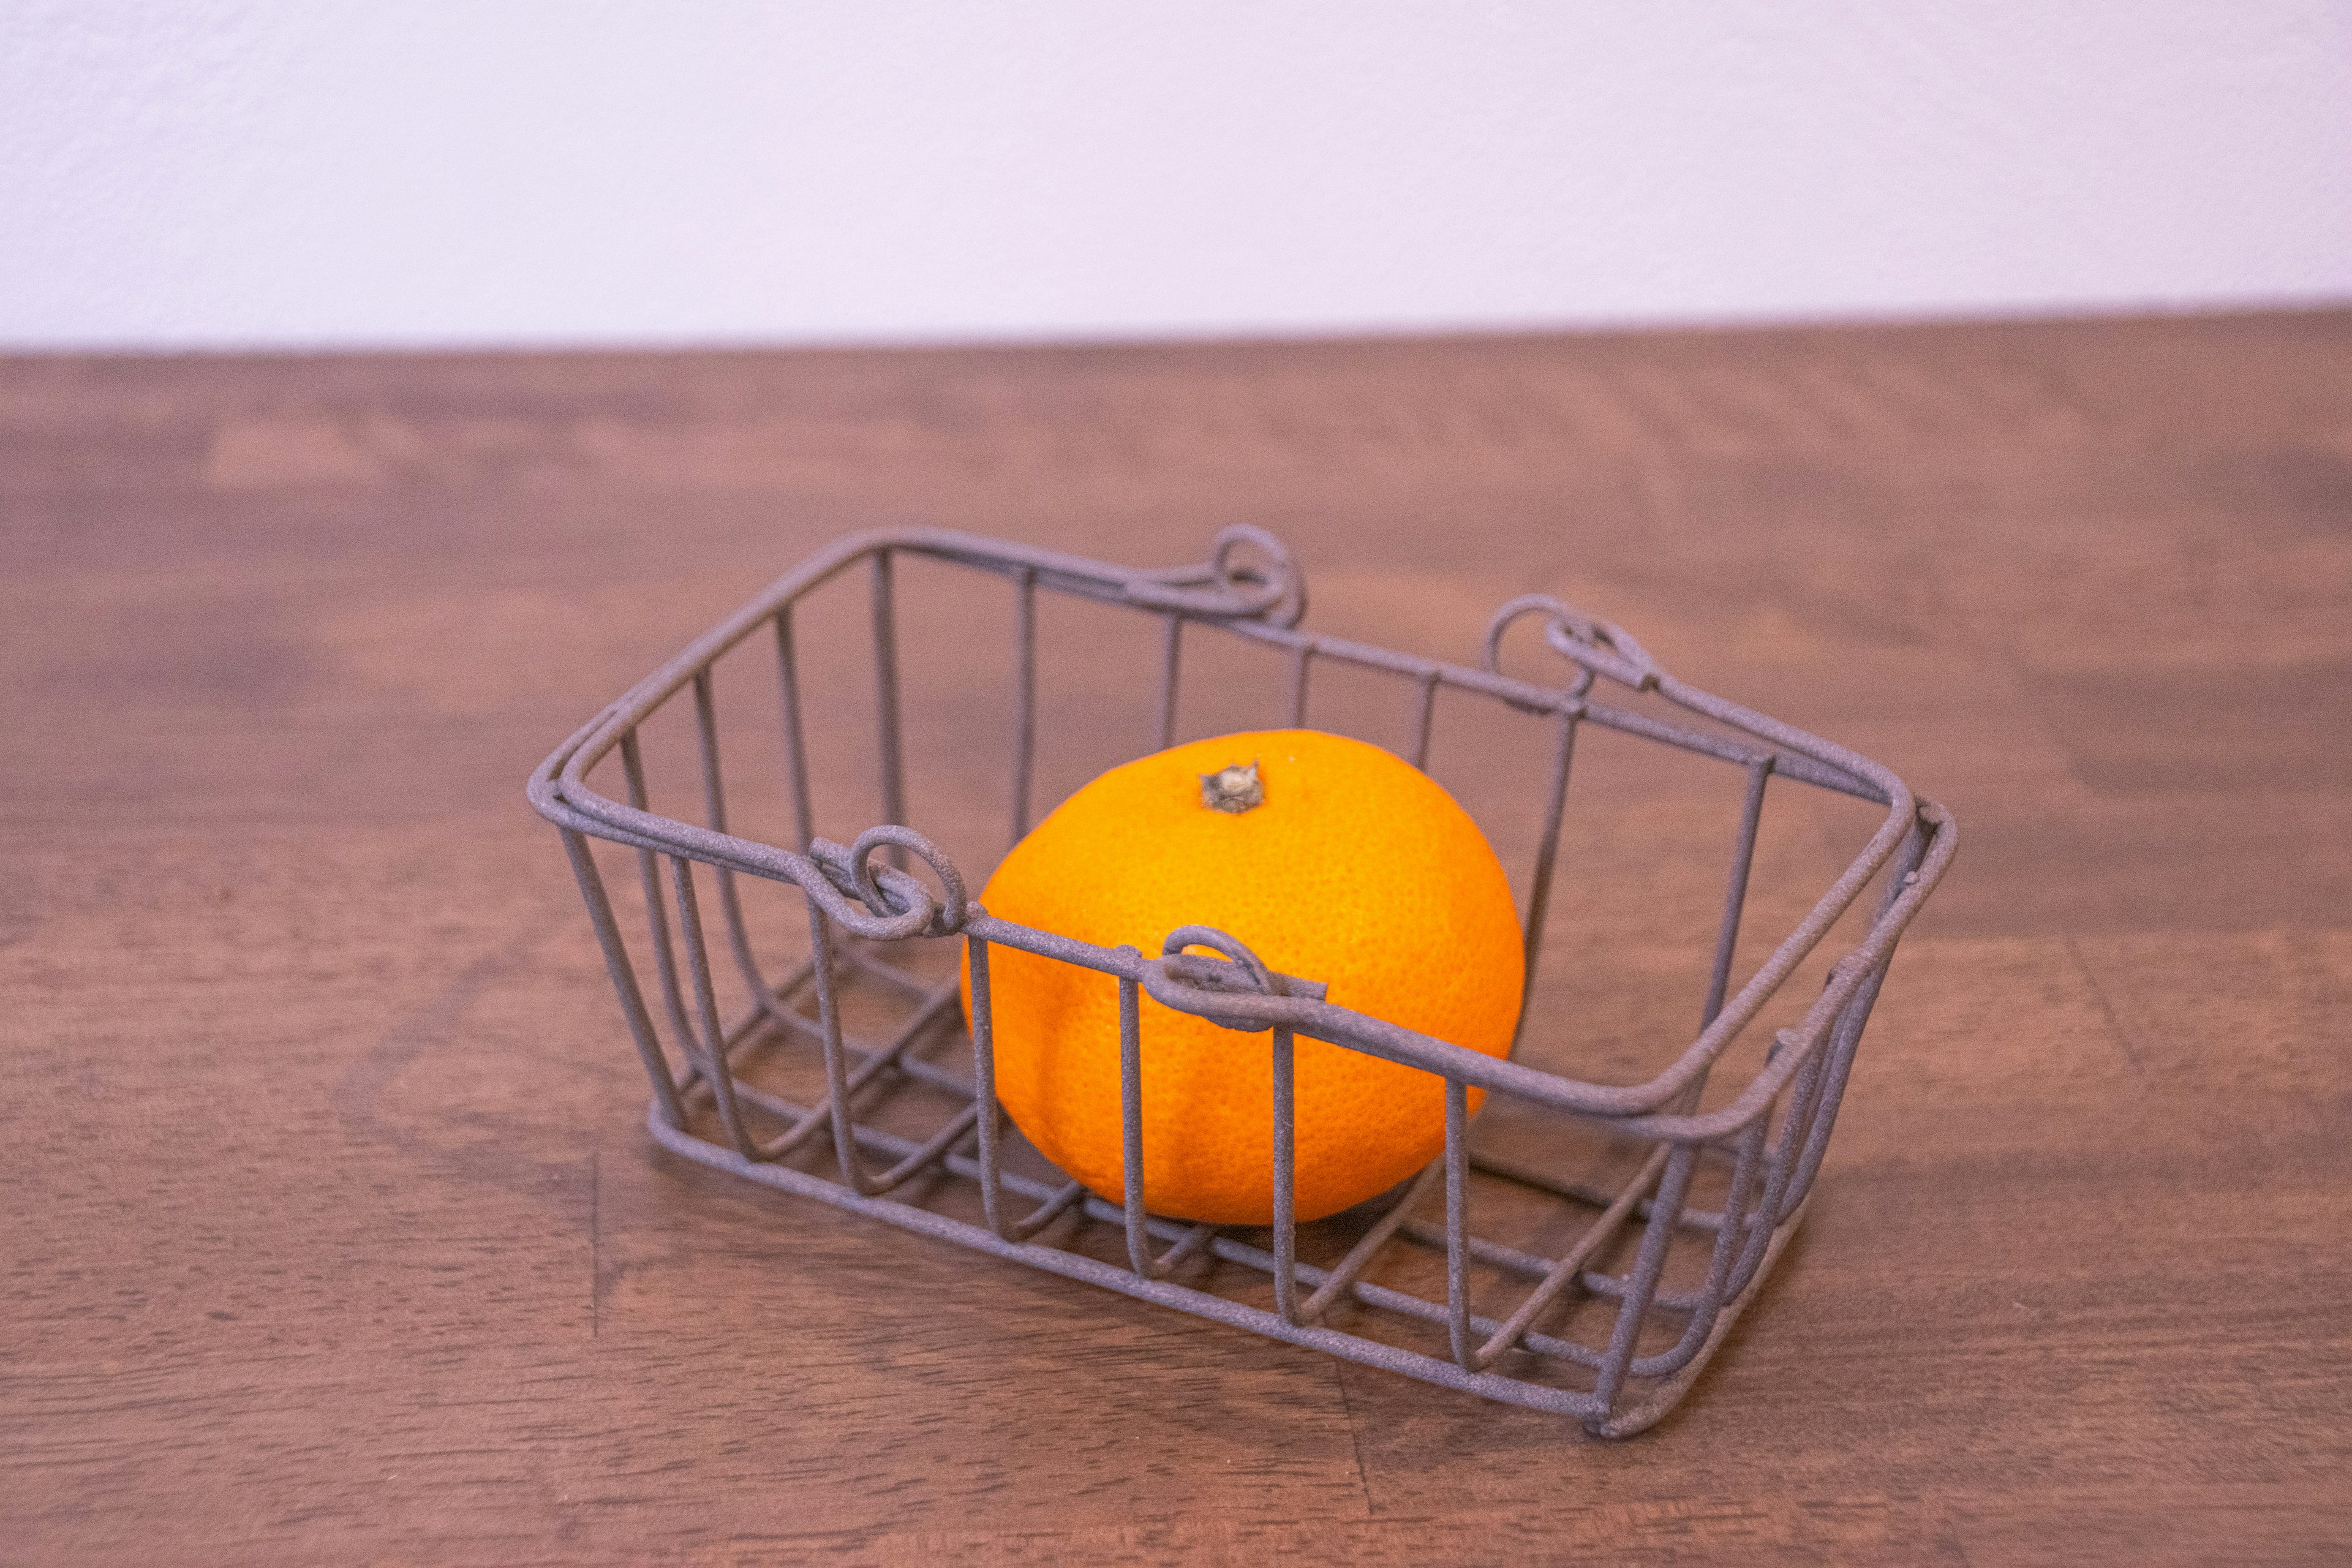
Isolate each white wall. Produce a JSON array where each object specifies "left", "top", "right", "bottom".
[{"left": 6, "top": 1, "right": 2350, "bottom": 351}]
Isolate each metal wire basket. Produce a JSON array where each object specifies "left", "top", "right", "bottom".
[{"left": 527, "top": 528, "right": 1955, "bottom": 1437}]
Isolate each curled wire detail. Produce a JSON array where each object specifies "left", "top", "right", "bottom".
[
  {"left": 1161, "top": 925, "right": 1282, "bottom": 994},
  {"left": 807, "top": 826, "right": 969, "bottom": 938},
  {"left": 1142, "top": 925, "right": 1328, "bottom": 1033},
  {"left": 1121, "top": 524, "right": 1307, "bottom": 628},
  {"left": 1483, "top": 593, "right": 1664, "bottom": 694}
]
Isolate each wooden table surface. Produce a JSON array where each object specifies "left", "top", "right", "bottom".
[{"left": 6, "top": 312, "right": 2349, "bottom": 1566}]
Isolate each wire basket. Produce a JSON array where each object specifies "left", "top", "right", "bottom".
[{"left": 527, "top": 528, "right": 1955, "bottom": 1437}]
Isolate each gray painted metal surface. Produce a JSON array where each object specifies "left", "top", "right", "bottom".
[{"left": 527, "top": 528, "right": 1956, "bottom": 1437}]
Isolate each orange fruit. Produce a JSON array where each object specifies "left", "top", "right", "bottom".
[{"left": 963, "top": 728, "right": 1523, "bottom": 1225}]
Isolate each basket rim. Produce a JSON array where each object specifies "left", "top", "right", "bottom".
[{"left": 527, "top": 526, "right": 1956, "bottom": 1142}]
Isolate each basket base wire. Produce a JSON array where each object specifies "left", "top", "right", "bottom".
[
  {"left": 638, "top": 935, "right": 1808, "bottom": 1437},
  {"left": 641, "top": 1087, "right": 1806, "bottom": 1438}
]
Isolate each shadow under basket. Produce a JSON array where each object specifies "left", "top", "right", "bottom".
[{"left": 528, "top": 527, "right": 1955, "bottom": 1438}]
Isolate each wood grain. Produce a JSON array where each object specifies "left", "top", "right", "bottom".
[{"left": 4, "top": 311, "right": 2350, "bottom": 1564}]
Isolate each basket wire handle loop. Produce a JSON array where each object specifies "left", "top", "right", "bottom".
[
  {"left": 1482, "top": 594, "right": 1599, "bottom": 701},
  {"left": 1210, "top": 524, "right": 1308, "bottom": 629},
  {"left": 1158, "top": 924, "right": 1283, "bottom": 998},
  {"left": 840, "top": 824, "right": 970, "bottom": 938},
  {"left": 1484, "top": 592, "right": 1672, "bottom": 701},
  {"left": 1545, "top": 597, "right": 1664, "bottom": 693},
  {"left": 1120, "top": 524, "right": 1308, "bottom": 629},
  {"left": 796, "top": 843, "right": 933, "bottom": 942}
]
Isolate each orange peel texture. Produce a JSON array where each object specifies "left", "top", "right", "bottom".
[{"left": 963, "top": 729, "right": 1524, "bottom": 1224}]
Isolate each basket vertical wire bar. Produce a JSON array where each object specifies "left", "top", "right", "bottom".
[
  {"left": 1473, "top": 1141, "right": 1670, "bottom": 1368},
  {"left": 967, "top": 933, "right": 1011, "bottom": 1236},
  {"left": 871, "top": 549, "right": 907, "bottom": 868},
  {"left": 1444, "top": 1078, "right": 1472, "bottom": 1368},
  {"left": 1592, "top": 1143, "right": 1698, "bottom": 1409},
  {"left": 1630, "top": 1119, "right": 1770, "bottom": 1377},
  {"left": 805, "top": 892, "right": 879, "bottom": 1191},
  {"left": 1157, "top": 612, "right": 1183, "bottom": 750},
  {"left": 1700, "top": 1036, "right": 1829, "bottom": 1306},
  {"left": 621, "top": 729, "right": 697, "bottom": 1052},
  {"left": 1515, "top": 709, "right": 1580, "bottom": 1047},
  {"left": 1777, "top": 966, "right": 1890, "bottom": 1223},
  {"left": 1010, "top": 568, "right": 1037, "bottom": 844},
  {"left": 1271, "top": 1025, "right": 1298, "bottom": 1323},
  {"left": 1117, "top": 965, "right": 1161, "bottom": 1277},
  {"left": 692, "top": 666, "right": 775, "bottom": 1007},
  {"left": 772, "top": 609, "right": 816, "bottom": 851},
  {"left": 791, "top": 908, "right": 982, "bottom": 1193},
  {"left": 668, "top": 855, "right": 760, "bottom": 1159},
  {"left": 560, "top": 827, "right": 686, "bottom": 1128},
  {"left": 1702, "top": 758, "right": 1774, "bottom": 1029},
  {"left": 1698, "top": 1049, "right": 1822, "bottom": 1313},
  {"left": 1407, "top": 670, "right": 1440, "bottom": 771},
  {"left": 1636, "top": 1026, "right": 1809, "bottom": 1268},
  {"left": 1287, "top": 643, "right": 1313, "bottom": 726},
  {"left": 965, "top": 933, "right": 1086, "bottom": 1240},
  {"left": 1777, "top": 815, "right": 1933, "bottom": 1220},
  {"left": 1647, "top": 753, "right": 1776, "bottom": 1133}
]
